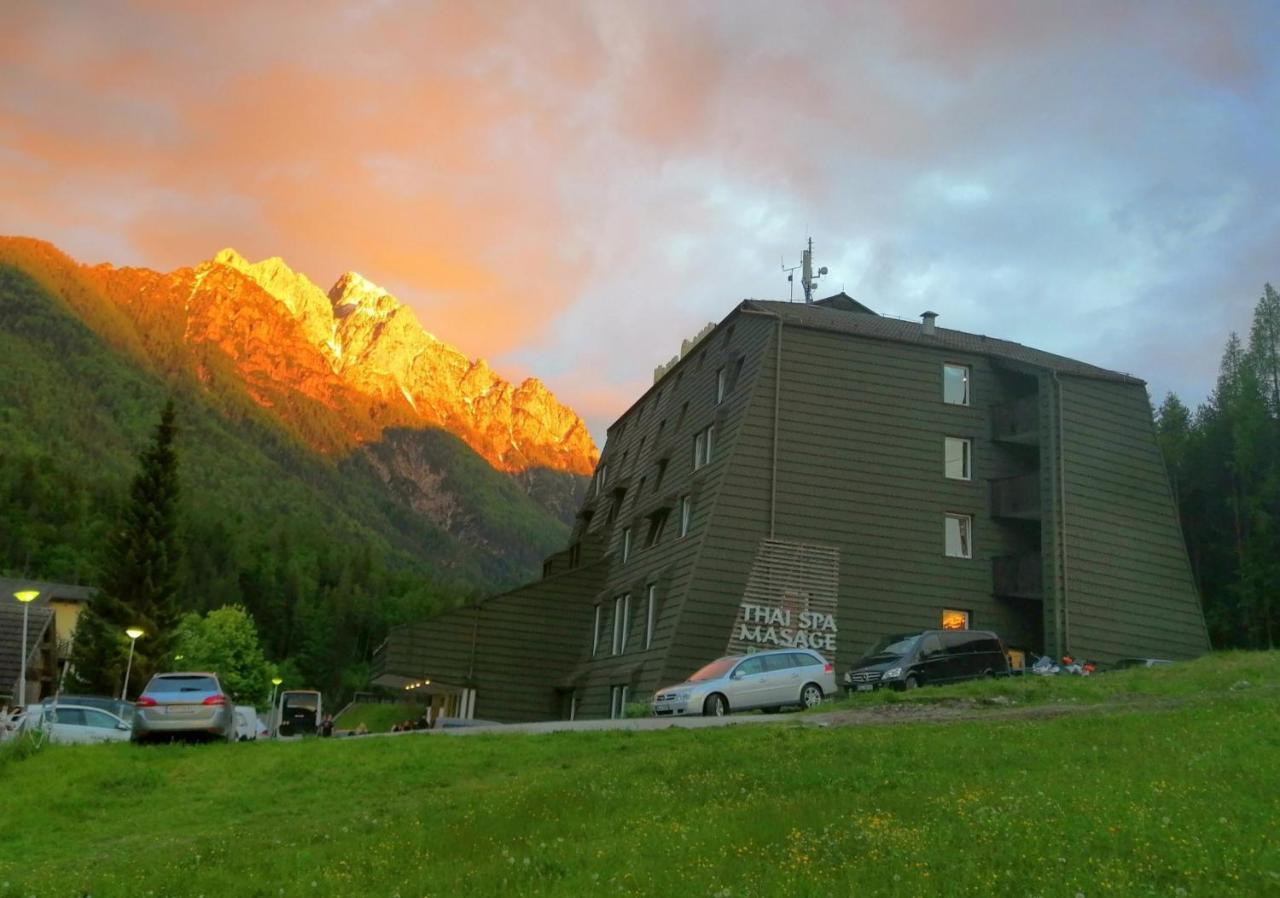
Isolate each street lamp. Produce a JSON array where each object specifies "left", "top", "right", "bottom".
[
  {"left": 121, "top": 627, "right": 145, "bottom": 701},
  {"left": 13, "top": 590, "right": 39, "bottom": 706},
  {"left": 269, "top": 677, "right": 284, "bottom": 737}
]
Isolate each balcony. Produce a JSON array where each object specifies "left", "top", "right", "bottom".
[
  {"left": 991, "top": 473, "right": 1041, "bottom": 520},
  {"left": 991, "top": 396, "right": 1040, "bottom": 445},
  {"left": 992, "top": 553, "right": 1043, "bottom": 600}
]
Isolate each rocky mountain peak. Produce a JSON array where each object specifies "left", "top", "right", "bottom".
[
  {"left": 328, "top": 271, "right": 400, "bottom": 318},
  {"left": 209, "top": 248, "right": 337, "bottom": 352}
]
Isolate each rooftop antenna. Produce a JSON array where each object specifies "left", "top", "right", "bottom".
[{"left": 782, "top": 237, "right": 828, "bottom": 303}]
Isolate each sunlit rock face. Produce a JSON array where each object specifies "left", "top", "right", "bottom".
[{"left": 198, "top": 250, "right": 598, "bottom": 475}]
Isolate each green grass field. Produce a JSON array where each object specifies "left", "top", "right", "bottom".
[{"left": 1, "top": 652, "right": 1276, "bottom": 898}]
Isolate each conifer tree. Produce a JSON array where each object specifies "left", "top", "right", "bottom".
[{"left": 70, "top": 401, "right": 182, "bottom": 694}]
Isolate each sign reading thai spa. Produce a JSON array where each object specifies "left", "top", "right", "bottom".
[
  {"left": 725, "top": 538, "right": 841, "bottom": 657},
  {"left": 732, "top": 602, "right": 838, "bottom": 652}
]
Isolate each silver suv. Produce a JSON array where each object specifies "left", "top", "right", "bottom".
[
  {"left": 652, "top": 649, "right": 836, "bottom": 717},
  {"left": 132, "top": 672, "right": 235, "bottom": 743}
]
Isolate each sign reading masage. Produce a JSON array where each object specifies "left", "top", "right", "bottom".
[{"left": 732, "top": 602, "right": 838, "bottom": 652}]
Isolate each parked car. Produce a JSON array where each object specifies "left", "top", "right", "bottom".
[
  {"left": 20, "top": 702, "right": 132, "bottom": 745},
  {"left": 132, "top": 672, "right": 236, "bottom": 743},
  {"left": 274, "top": 689, "right": 322, "bottom": 738},
  {"left": 652, "top": 649, "right": 837, "bottom": 717},
  {"left": 36, "top": 694, "right": 135, "bottom": 724},
  {"left": 844, "top": 629, "right": 1010, "bottom": 693}
]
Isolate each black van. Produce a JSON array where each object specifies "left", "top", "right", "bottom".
[{"left": 844, "top": 629, "right": 1010, "bottom": 693}]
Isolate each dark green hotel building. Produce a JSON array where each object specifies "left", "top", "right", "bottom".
[{"left": 372, "top": 294, "right": 1209, "bottom": 721}]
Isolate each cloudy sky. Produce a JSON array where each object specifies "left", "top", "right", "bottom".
[{"left": 3, "top": 1, "right": 1277, "bottom": 441}]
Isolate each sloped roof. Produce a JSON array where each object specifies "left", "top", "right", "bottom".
[
  {"left": 0, "top": 578, "right": 96, "bottom": 607},
  {"left": 0, "top": 603, "right": 53, "bottom": 704},
  {"left": 742, "top": 299, "right": 1143, "bottom": 385}
]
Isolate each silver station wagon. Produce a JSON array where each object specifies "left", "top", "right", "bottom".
[{"left": 652, "top": 649, "right": 836, "bottom": 717}]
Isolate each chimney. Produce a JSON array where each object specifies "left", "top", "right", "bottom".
[{"left": 920, "top": 311, "right": 938, "bottom": 336}]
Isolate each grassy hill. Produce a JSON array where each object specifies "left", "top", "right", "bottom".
[{"left": 1, "top": 652, "right": 1276, "bottom": 897}]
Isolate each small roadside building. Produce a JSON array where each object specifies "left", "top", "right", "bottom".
[
  {"left": 0, "top": 578, "right": 95, "bottom": 705},
  {"left": 372, "top": 294, "right": 1209, "bottom": 721}
]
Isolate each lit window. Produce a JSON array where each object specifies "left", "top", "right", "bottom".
[
  {"left": 944, "top": 514, "right": 972, "bottom": 558},
  {"left": 680, "top": 495, "right": 692, "bottom": 537},
  {"left": 645, "top": 584, "right": 657, "bottom": 649},
  {"left": 621, "top": 527, "right": 632, "bottom": 563},
  {"left": 943, "top": 364, "right": 970, "bottom": 406},
  {"left": 693, "top": 425, "right": 715, "bottom": 469},
  {"left": 716, "top": 368, "right": 727, "bottom": 404},
  {"left": 613, "top": 594, "right": 630, "bottom": 654},
  {"left": 941, "top": 609, "right": 970, "bottom": 630},
  {"left": 591, "top": 605, "right": 601, "bottom": 657},
  {"left": 945, "top": 437, "right": 971, "bottom": 480}
]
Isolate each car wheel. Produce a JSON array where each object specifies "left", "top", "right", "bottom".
[
  {"left": 703, "top": 694, "right": 729, "bottom": 717},
  {"left": 903, "top": 675, "right": 919, "bottom": 691},
  {"left": 800, "top": 683, "right": 824, "bottom": 709}
]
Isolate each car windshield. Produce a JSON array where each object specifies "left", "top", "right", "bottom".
[
  {"left": 283, "top": 693, "right": 319, "bottom": 712},
  {"left": 687, "top": 657, "right": 737, "bottom": 682},
  {"left": 149, "top": 675, "right": 219, "bottom": 693},
  {"left": 858, "top": 633, "right": 922, "bottom": 663}
]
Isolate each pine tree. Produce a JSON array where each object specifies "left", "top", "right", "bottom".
[{"left": 69, "top": 400, "right": 183, "bottom": 694}]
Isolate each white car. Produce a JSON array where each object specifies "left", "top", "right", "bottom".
[
  {"left": 652, "top": 649, "right": 838, "bottom": 717},
  {"left": 20, "top": 703, "right": 132, "bottom": 745}
]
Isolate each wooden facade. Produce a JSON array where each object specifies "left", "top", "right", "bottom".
[{"left": 372, "top": 296, "right": 1209, "bottom": 720}]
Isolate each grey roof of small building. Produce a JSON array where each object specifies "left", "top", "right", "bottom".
[
  {"left": 0, "top": 603, "right": 53, "bottom": 704},
  {"left": 742, "top": 299, "right": 1144, "bottom": 385},
  {"left": 0, "top": 578, "right": 95, "bottom": 703},
  {"left": 0, "top": 578, "right": 96, "bottom": 608}
]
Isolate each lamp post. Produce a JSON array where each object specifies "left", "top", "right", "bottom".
[
  {"left": 121, "top": 627, "right": 145, "bottom": 701},
  {"left": 13, "top": 590, "right": 40, "bottom": 706},
  {"left": 269, "top": 677, "right": 283, "bottom": 737}
]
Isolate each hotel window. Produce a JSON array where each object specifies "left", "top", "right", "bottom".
[
  {"left": 644, "top": 583, "right": 657, "bottom": 649},
  {"left": 654, "top": 459, "right": 669, "bottom": 493},
  {"left": 943, "top": 364, "right": 971, "bottom": 406},
  {"left": 607, "top": 489, "right": 625, "bottom": 525},
  {"left": 944, "top": 513, "right": 972, "bottom": 558},
  {"left": 680, "top": 495, "right": 692, "bottom": 537},
  {"left": 693, "top": 425, "right": 715, "bottom": 469},
  {"left": 716, "top": 367, "right": 727, "bottom": 405},
  {"left": 945, "top": 437, "right": 971, "bottom": 480},
  {"left": 621, "top": 527, "right": 632, "bottom": 563},
  {"left": 591, "top": 604, "right": 602, "bottom": 657},
  {"left": 646, "top": 509, "right": 669, "bottom": 547},
  {"left": 609, "top": 685, "right": 630, "bottom": 719},
  {"left": 941, "top": 608, "right": 970, "bottom": 630},
  {"left": 612, "top": 594, "right": 630, "bottom": 655}
]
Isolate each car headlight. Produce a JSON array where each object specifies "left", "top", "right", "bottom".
[{"left": 883, "top": 667, "right": 902, "bottom": 679}]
